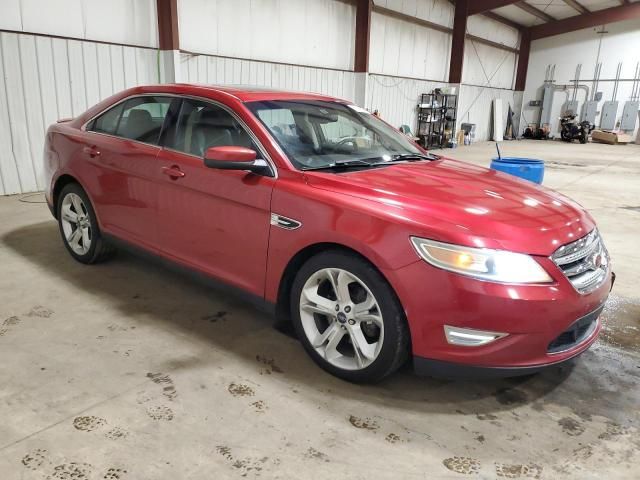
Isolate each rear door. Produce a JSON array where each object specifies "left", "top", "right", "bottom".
[
  {"left": 155, "top": 98, "right": 276, "bottom": 297},
  {"left": 84, "top": 95, "right": 173, "bottom": 248}
]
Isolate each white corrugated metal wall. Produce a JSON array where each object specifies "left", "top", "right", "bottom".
[
  {"left": 178, "top": 0, "right": 356, "bottom": 71},
  {"left": 369, "top": 10, "right": 451, "bottom": 82},
  {"left": 0, "top": 0, "right": 159, "bottom": 48},
  {"left": 458, "top": 86, "right": 522, "bottom": 142},
  {"left": 367, "top": 74, "right": 440, "bottom": 130},
  {"left": 523, "top": 17, "right": 640, "bottom": 136},
  {"left": 0, "top": 0, "right": 523, "bottom": 194},
  {"left": 369, "top": 0, "right": 520, "bottom": 139},
  {"left": 0, "top": 0, "right": 159, "bottom": 195},
  {"left": 458, "top": 12, "right": 521, "bottom": 142},
  {"left": 179, "top": 54, "right": 357, "bottom": 101},
  {"left": 0, "top": 32, "right": 159, "bottom": 195}
]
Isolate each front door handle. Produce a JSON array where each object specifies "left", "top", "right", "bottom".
[
  {"left": 82, "top": 145, "right": 100, "bottom": 158},
  {"left": 162, "top": 166, "right": 186, "bottom": 179}
]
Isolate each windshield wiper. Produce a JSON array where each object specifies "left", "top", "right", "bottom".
[
  {"left": 299, "top": 154, "right": 438, "bottom": 171},
  {"left": 300, "top": 159, "right": 377, "bottom": 171},
  {"left": 388, "top": 153, "right": 439, "bottom": 162}
]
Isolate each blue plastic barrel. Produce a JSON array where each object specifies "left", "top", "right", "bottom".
[{"left": 490, "top": 157, "right": 545, "bottom": 184}]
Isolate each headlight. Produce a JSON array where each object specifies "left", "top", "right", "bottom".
[{"left": 410, "top": 237, "right": 553, "bottom": 284}]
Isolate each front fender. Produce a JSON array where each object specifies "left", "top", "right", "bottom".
[{"left": 264, "top": 177, "right": 418, "bottom": 302}]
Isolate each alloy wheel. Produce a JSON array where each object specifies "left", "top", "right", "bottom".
[
  {"left": 299, "top": 268, "right": 384, "bottom": 370},
  {"left": 60, "top": 193, "right": 92, "bottom": 255}
]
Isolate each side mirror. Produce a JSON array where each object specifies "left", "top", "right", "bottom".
[{"left": 203, "top": 146, "right": 272, "bottom": 176}]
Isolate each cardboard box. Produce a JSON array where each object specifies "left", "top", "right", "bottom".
[
  {"left": 591, "top": 129, "right": 633, "bottom": 145},
  {"left": 617, "top": 133, "right": 633, "bottom": 144}
]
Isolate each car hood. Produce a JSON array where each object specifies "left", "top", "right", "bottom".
[{"left": 305, "top": 158, "right": 595, "bottom": 256}]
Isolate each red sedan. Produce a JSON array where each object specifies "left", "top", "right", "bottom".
[{"left": 43, "top": 84, "right": 613, "bottom": 383}]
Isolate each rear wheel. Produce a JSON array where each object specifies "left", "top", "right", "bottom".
[
  {"left": 290, "top": 251, "right": 410, "bottom": 383},
  {"left": 57, "top": 183, "right": 115, "bottom": 264}
]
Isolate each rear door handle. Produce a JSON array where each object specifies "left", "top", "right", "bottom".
[
  {"left": 162, "top": 166, "right": 186, "bottom": 179},
  {"left": 82, "top": 145, "right": 100, "bottom": 158}
]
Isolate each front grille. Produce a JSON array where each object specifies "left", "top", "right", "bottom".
[
  {"left": 551, "top": 229, "right": 609, "bottom": 294},
  {"left": 547, "top": 305, "right": 602, "bottom": 353}
]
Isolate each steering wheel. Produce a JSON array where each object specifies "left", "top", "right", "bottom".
[{"left": 335, "top": 137, "right": 359, "bottom": 152}]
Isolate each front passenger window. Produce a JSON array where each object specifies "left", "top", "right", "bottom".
[{"left": 165, "top": 100, "right": 257, "bottom": 157}]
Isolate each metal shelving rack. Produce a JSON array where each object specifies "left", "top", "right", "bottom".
[{"left": 417, "top": 93, "right": 458, "bottom": 149}]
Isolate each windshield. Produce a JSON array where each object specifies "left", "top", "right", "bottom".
[{"left": 246, "top": 100, "right": 428, "bottom": 171}]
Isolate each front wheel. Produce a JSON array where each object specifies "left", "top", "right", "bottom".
[
  {"left": 57, "top": 183, "right": 115, "bottom": 264},
  {"left": 290, "top": 251, "right": 410, "bottom": 383}
]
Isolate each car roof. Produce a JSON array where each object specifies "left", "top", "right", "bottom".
[
  {"left": 72, "top": 83, "right": 354, "bottom": 129},
  {"left": 132, "top": 83, "right": 349, "bottom": 103}
]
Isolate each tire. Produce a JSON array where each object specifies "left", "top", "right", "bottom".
[
  {"left": 579, "top": 134, "right": 587, "bottom": 144},
  {"left": 290, "top": 250, "right": 410, "bottom": 383},
  {"left": 560, "top": 130, "right": 572, "bottom": 142},
  {"left": 57, "top": 183, "right": 115, "bottom": 264}
]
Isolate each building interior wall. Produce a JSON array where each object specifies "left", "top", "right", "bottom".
[
  {"left": 179, "top": 53, "right": 356, "bottom": 101},
  {"left": 522, "top": 16, "right": 640, "bottom": 137},
  {"left": 0, "top": 0, "right": 159, "bottom": 48},
  {"left": 178, "top": 0, "right": 356, "bottom": 71},
  {"left": 0, "top": 32, "right": 159, "bottom": 195},
  {"left": 0, "top": 0, "right": 523, "bottom": 195},
  {"left": 367, "top": 1, "right": 520, "bottom": 138}
]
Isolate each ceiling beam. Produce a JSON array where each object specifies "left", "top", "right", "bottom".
[
  {"left": 467, "top": 1, "right": 520, "bottom": 15},
  {"left": 467, "top": 33, "right": 519, "bottom": 54},
  {"left": 459, "top": 0, "right": 556, "bottom": 26},
  {"left": 515, "top": 2, "right": 555, "bottom": 23},
  {"left": 447, "top": 1, "right": 525, "bottom": 31},
  {"left": 373, "top": 5, "right": 520, "bottom": 53},
  {"left": 374, "top": 5, "right": 450, "bottom": 34},
  {"left": 482, "top": 10, "right": 525, "bottom": 30},
  {"left": 530, "top": 2, "right": 640, "bottom": 39},
  {"left": 562, "top": 0, "right": 589, "bottom": 15}
]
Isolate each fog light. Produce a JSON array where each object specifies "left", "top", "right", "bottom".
[{"left": 444, "top": 325, "right": 507, "bottom": 347}]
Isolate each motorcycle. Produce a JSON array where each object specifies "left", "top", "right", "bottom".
[{"left": 559, "top": 113, "right": 593, "bottom": 144}]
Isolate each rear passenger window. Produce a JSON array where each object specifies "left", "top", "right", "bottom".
[
  {"left": 90, "top": 103, "right": 124, "bottom": 135},
  {"left": 115, "top": 97, "right": 172, "bottom": 144},
  {"left": 88, "top": 96, "right": 171, "bottom": 145}
]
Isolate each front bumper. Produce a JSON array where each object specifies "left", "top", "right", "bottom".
[
  {"left": 414, "top": 352, "right": 583, "bottom": 379},
  {"left": 413, "top": 305, "right": 603, "bottom": 378},
  {"left": 382, "top": 258, "right": 613, "bottom": 376}
]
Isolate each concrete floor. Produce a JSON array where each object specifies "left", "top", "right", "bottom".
[{"left": 0, "top": 139, "right": 639, "bottom": 479}]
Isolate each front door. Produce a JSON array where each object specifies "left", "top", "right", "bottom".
[{"left": 155, "top": 98, "right": 276, "bottom": 297}]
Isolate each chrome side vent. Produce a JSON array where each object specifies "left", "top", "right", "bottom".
[
  {"left": 551, "top": 229, "right": 609, "bottom": 294},
  {"left": 270, "top": 213, "right": 302, "bottom": 230}
]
